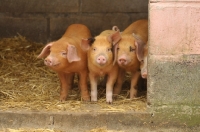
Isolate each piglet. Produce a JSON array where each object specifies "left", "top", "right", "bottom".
[
  {"left": 113, "top": 19, "right": 148, "bottom": 99},
  {"left": 134, "top": 34, "right": 148, "bottom": 79},
  {"left": 81, "top": 30, "right": 122, "bottom": 103},
  {"left": 140, "top": 42, "right": 148, "bottom": 79},
  {"left": 37, "top": 24, "right": 91, "bottom": 101}
]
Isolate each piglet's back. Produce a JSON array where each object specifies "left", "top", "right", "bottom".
[
  {"left": 62, "top": 24, "right": 92, "bottom": 40},
  {"left": 122, "top": 19, "right": 148, "bottom": 43},
  {"left": 99, "top": 30, "right": 116, "bottom": 36}
]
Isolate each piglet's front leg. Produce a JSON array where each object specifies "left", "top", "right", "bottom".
[
  {"left": 113, "top": 68, "right": 125, "bottom": 96},
  {"left": 130, "top": 71, "right": 141, "bottom": 99},
  {"left": 106, "top": 70, "right": 118, "bottom": 104},
  {"left": 89, "top": 72, "right": 98, "bottom": 102},
  {"left": 58, "top": 72, "right": 74, "bottom": 101},
  {"left": 79, "top": 71, "right": 90, "bottom": 101}
]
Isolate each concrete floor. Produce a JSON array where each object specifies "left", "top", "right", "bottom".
[{"left": 0, "top": 104, "right": 199, "bottom": 132}]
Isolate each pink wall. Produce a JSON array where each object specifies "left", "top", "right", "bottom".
[
  {"left": 150, "top": 2, "right": 200, "bottom": 58},
  {"left": 148, "top": 1, "right": 200, "bottom": 106}
]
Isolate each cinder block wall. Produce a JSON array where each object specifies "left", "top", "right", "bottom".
[
  {"left": 0, "top": 0, "right": 148, "bottom": 43},
  {"left": 148, "top": 0, "right": 200, "bottom": 120}
]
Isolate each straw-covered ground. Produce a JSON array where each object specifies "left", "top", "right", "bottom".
[
  {"left": 0, "top": 127, "right": 124, "bottom": 132},
  {"left": 0, "top": 35, "right": 147, "bottom": 112}
]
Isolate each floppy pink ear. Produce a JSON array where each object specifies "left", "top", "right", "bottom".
[
  {"left": 133, "top": 33, "right": 145, "bottom": 61},
  {"left": 107, "top": 31, "right": 121, "bottom": 45},
  {"left": 113, "top": 43, "right": 119, "bottom": 65},
  {"left": 37, "top": 43, "right": 53, "bottom": 58},
  {"left": 67, "top": 44, "right": 81, "bottom": 63},
  {"left": 107, "top": 31, "right": 121, "bottom": 65},
  {"left": 80, "top": 38, "right": 95, "bottom": 51}
]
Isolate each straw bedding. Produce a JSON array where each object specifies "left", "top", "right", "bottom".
[
  {"left": 0, "top": 128, "right": 61, "bottom": 132},
  {"left": 0, "top": 127, "right": 124, "bottom": 132},
  {"left": 0, "top": 35, "right": 146, "bottom": 112}
]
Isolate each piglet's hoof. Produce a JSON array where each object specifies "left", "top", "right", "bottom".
[
  {"left": 60, "top": 93, "right": 68, "bottom": 102},
  {"left": 130, "top": 95, "right": 137, "bottom": 100},
  {"left": 106, "top": 101, "right": 113, "bottom": 105},
  {"left": 130, "top": 90, "right": 137, "bottom": 100},
  {"left": 113, "top": 94, "right": 119, "bottom": 100},
  {"left": 81, "top": 96, "right": 90, "bottom": 102},
  {"left": 60, "top": 96, "right": 67, "bottom": 102},
  {"left": 106, "top": 99, "right": 113, "bottom": 104}
]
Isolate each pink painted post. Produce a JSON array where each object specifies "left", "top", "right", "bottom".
[{"left": 148, "top": 1, "right": 200, "bottom": 108}]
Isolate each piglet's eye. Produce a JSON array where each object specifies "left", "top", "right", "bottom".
[
  {"left": 129, "top": 46, "right": 135, "bottom": 52},
  {"left": 117, "top": 48, "right": 120, "bottom": 50},
  {"left": 61, "top": 51, "right": 67, "bottom": 57},
  {"left": 107, "top": 48, "right": 112, "bottom": 52},
  {"left": 93, "top": 48, "right": 96, "bottom": 51}
]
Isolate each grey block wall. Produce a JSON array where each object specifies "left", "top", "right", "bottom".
[{"left": 0, "top": 0, "right": 148, "bottom": 43}]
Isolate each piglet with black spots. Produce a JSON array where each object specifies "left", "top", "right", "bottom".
[{"left": 113, "top": 19, "right": 148, "bottom": 99}]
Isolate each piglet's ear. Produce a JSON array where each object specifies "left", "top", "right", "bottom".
[
  {"left": 113, "top": 43, "right": 119, "bottom": 65},
  {"left": 67, "top": 43, "right": 81, "bottom": 63},
  {"left": 107, "top": 31, "right": 121, "bottom": 45},
  {"left": 107, "top": 31, "right": 121, "bottom": 65},
  {"left": 80, "top": 38, "right": 95, "bottom": 51},
  {"left": 133, "top": 33, "right": 145, "bottom": 61},
  {"left": 37, "top": 43, "right": 53, "bottom": 58}
]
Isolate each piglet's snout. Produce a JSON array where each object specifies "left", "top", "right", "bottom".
[
  {"left": 44, "top": 58, "right": 53, "bottom": 66},
  {"left": 141, "top": 72, "right": 147, "bottom": 78},
  {"left": 96, "top": 55, "right": 107, "bottom": 65},
  {"left": 118, "top": 58, "right": 127, "bottom": 65},
  {"left": 44, "top": 57, "right": 59, "bottom": 66},
  {"left": 141, "top": 69, "right": 147, "bottom": 78}
]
